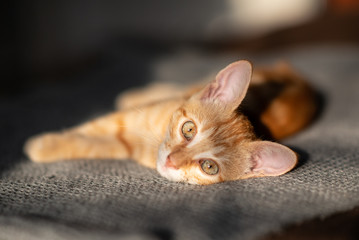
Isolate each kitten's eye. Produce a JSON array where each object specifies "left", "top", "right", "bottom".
[
  {"left": 182, "top": 121, "right": 196, "bottom": 140},
  {"left": 200, "top": 159, "right": 219, "bottom": 175}
]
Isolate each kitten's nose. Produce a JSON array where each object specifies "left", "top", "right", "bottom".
[{"left": 165, "top": 154, "right": 178, "bottom": 169}]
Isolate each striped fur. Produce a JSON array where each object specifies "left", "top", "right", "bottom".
[{"left": 25, "top": 60, "right": 317, "bottom": 185}]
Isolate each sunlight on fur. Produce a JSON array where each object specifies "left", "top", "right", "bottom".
[{"left": 24, "top": 60, "right": 317, "bottom": 185}]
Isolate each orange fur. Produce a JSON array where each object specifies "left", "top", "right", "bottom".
[{"left": 24, "top": 60, "right": 317, "bottom": 185}]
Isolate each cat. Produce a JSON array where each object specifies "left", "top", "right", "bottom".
[{"left": 24, "top": 60, "right": 317, "bottom": 185}]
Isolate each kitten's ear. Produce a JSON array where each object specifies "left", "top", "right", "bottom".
[
  {"left": 197, "top": 60, "right": 252, "bottom": 110},
  {"left": 247, "top": 141, "right": 298, "bottom": 177}
]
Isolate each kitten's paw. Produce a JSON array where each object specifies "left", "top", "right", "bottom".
[{"left": 24, "top": 133, "right": 63, "bottom": 163}]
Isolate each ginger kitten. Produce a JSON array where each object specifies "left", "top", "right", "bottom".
[{"left": 25, "top": 60, "right": 317, "bottom": 185}]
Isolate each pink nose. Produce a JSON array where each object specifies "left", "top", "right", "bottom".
[{"left": 165, "top": 154, "right": 178, "bottom": 169}]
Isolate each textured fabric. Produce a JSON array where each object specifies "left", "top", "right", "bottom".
[{"left": 1, "top": 45, "right": 359, "bottom": 240}]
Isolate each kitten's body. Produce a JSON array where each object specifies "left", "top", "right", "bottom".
[{"left": 25, "top": 61, "right": 317, "bottom": 185}]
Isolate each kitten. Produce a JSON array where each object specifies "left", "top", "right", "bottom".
[{"left": 24, "top": 60, "right": 317, "bottom": 185}]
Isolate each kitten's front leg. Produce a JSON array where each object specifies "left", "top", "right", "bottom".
[
  {"left": 25, "top": 132, "right": 131, "bottom": 163},
  {"left": 24, "top": 113, "right": 131, "bottom": 163}
]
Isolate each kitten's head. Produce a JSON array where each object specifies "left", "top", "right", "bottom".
[{"left": 157, "top": 60, "right": 297, "bottom": 185}]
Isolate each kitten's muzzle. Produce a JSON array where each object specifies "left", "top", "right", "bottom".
[{"left": 165, "top": 154, "right": 179, "bottom": 170}]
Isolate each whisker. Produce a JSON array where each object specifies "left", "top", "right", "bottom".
[
  {"left": 116, "top": 105, "right": 164, "bottom": 146},
  {"left": 133, "top": 107, "right": 145, "bottom": 115},
  {"left": 117, "top": 124, "right": 161, "bottom": 145}
]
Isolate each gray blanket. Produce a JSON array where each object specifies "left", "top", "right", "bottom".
[{"left": 1, "top": 45, "right": 358, "bottom": 240}]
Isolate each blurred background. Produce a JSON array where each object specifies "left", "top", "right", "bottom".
[{"left": 3, "top": 0, "right": 359, "bottom": 98}]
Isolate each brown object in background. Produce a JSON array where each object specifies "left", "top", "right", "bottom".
[{"left": 328, "top": 0, "right": 359, "bottom": 14}]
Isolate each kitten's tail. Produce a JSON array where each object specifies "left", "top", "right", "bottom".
[{"left": 255, "top": 61, "right": 320, "bottom": 140}]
